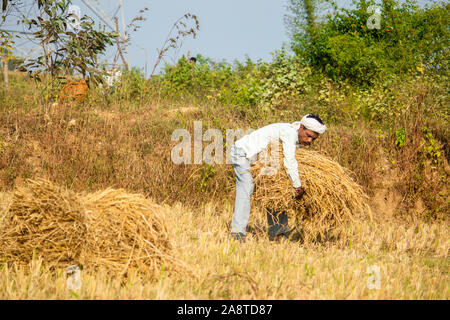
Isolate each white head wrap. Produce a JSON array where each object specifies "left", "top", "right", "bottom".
[{"left": 298, "top": 114, "right": 327, "bottom": 134}]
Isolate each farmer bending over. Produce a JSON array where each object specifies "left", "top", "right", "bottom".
[{"left": 230, "top": 114, "right": 326, "bottom": 242}]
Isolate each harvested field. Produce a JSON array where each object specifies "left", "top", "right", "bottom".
[{"left": 0, "top": 200, "right": 448, "bottom": 299}]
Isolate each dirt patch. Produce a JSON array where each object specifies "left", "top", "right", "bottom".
[
  {"left": 371, "top": 186, "right": 403, "bottom": 218},
  {"left": 369, "top": 162, "right": 429, "bottom": 218}
]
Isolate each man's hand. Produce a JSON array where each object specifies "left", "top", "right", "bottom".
[{"left": 294, "top": 186, "right": 305, "bottom": 200}]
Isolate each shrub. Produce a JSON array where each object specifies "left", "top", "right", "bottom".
[{"left": 288, "top": 0, "right": 449, "bottom": 85}]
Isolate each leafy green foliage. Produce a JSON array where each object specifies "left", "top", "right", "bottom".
[
  {"left": 153, "top": 50, "right": 311, "bottom": 110},
  {"left": 0, "top": 30, "right": 14, "bottom": 60},
  {"left": 422, "top": 127, "right": 442, "bottom": 168},
  {"left": 113, "top": 67, "right": 146, "bottom": 102},
  {"left": 288, "top": 0, "right": 449, "bottom": 85},
  {"left": 394, "top": 127, "right": 405, "bottom": 148}
]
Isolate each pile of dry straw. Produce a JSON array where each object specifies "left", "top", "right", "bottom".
[
  {"left": 251, "top": 144, "right": 372, "bottom": 241},
  {"left": 0, "top": 179, "right": 175, "bottom": 275}
]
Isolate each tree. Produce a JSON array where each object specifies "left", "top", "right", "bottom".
[
  {"left": 285, "top": 0, "right": 449, "bottom": 84},
  {"left": 20, "top": 0, "right": 115, "bottom": 104},
  {"left": 0, "top": 30, "right": 14, "bottom": 88},
  {"left": 1, "top": 0, "right": 16, "bottom": 88},
  {"left": 284, "top": 0, "right": 333, "bottom": 49}
]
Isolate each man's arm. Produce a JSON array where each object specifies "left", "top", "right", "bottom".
[
  {"left": 282, "top": 142, "right": 305, "bottom": 200},
  {"left": 280, "top": 129, "right": 302, "bottom": 189}
]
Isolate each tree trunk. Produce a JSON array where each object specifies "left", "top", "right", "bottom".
[{"left": 2, "top": 57, "right": 8, "bottom": 88}]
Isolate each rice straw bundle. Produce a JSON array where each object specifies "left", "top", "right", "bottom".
[
  {"left": 251, "top": 145, "right": 371, "bottom": 240},
  {"left": 0, "top": 179, "right": 86, "bottom": 268},
  {"left": 80, "top": 188, "right": 173, "bottom": 275},
  {"left": 0, "top": 179, "right": 177, "bottom": 276}
]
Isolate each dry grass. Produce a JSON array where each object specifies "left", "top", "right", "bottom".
[
  {"left": 0, "top": 179, "right": 87, "bottom": 268},
  {"left": 0, "top": 200, "right": 448, "bottom": 299},
  {"left": 80, "top": 188, "right": 175, "bottom": 275},
  {"left": 0, "top": 180, "right": 178, "bottom": 277},
  {"left": 251, "top": 146, "right": 371, "bottom": 242}
]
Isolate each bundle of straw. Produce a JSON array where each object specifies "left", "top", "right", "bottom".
[
  {"left": 0, "top": 179, "right": 177, "bottom": 276},
  {"left": 0, "top": 179, "right": 87, "bottom": 268},
  {"left": 80, "top": 188, "right": 173, "bottom": 275},
  {"left": 251, "top": 145, "right": 371, "bottom": 240}
]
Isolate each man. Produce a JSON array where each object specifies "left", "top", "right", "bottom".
[{"left": 230, "top": 114, "right": 327, "bottom": 242}]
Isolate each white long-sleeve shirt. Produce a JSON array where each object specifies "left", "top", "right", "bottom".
[{"left": 235, "top": 123, "right": 302, "bottom": 188}]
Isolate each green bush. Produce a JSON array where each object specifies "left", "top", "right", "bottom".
[
  {"left": 153, "top": 50, "right": 312, "bottom": 110},
  {"left": 289, "top": 0, "right": 449, "bottom": 85},
  {"left": 154, "top": 55, "right": 239, "bottom": 101},
  {"left": 120, "top": 67, "right": 146, "bottom": 100}
]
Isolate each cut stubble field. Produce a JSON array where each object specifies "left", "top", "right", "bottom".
[{"left": 0, "top": 192, "right": 448, "bottom": 299}]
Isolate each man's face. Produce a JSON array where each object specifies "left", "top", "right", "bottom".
[{"left": 298, "top": 125, "right": 319, "bottom": 146}]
